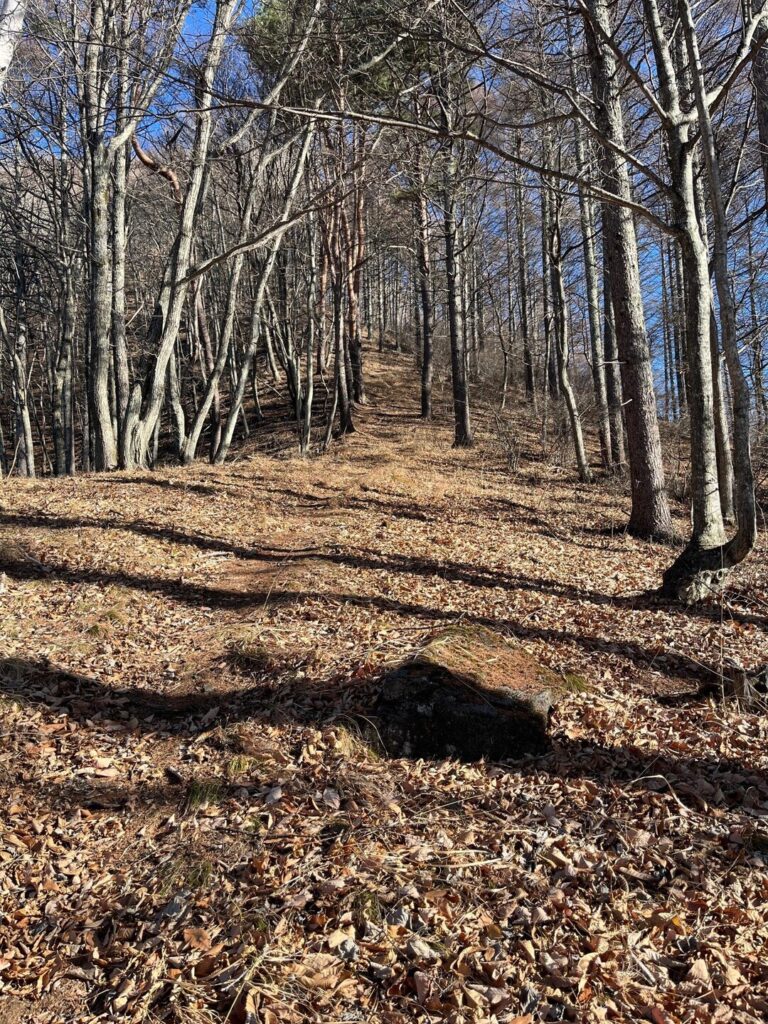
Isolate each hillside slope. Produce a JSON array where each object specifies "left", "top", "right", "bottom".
[{"left": 1, "top": 354, "right": 767, "bottom": 1024}]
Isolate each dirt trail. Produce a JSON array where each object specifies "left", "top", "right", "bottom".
[{"left": 1, "top": 353, "right": 767, "bottom": 1023}]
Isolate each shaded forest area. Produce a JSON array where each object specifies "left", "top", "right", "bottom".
[{"left": 1, "top": 1, "right": 768, "bottom": 1022}]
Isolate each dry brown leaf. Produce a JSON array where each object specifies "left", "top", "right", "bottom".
[{"left": 183, "top": 926, "right": 212, "bottom": 951}]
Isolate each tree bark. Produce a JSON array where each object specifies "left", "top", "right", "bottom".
[
  {"left": 601, "top": 245, "right": 626, "bottom": 470},
  {"left": 182, "top": 157, "right": 261, "bottom": 464},
  {"left": 0, "top": 0, "right": 27, "bottom": 96},
  {"left": 574, "top": 126, "right": 611, "bottom": 468},
  {"left": 213, "top": 121, "right": 317, "bottom": 462},
  {"left": 513, "top": 150, "right": 535, "bottom": 404},
  {"left": 584, "top": 0, "right": 671, "bottom": 536},
  {"left": 122, "top": 0, "right": 238, "bottom": 469},
  {"left": 641, "top": 0, "right": 727, "bottom": 593},
  {"left": 87, "top": 145, "right": 119, "bottom": 470},
  {"left": 751, "top": 0, "right": 768, "bottom": 209},
  {"left": 661, "top": 0, "right": 759, "bottom": 600},
  {"left": 549, "top": 188, "right": 593, "bottom": 484},
  {"left": 415, "top": 164, "right": 434, "bottom": 419},
  {"left": 443, "top": 176, "right": 473, "bottom": 447}
]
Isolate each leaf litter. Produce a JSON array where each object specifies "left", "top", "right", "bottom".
[{"left": 0, "top": 357, "right": 767, "bottom": 1023}]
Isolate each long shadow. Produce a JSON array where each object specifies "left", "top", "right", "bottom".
[
  {"left": 369, "top": 410, "right": 422, "bottom": 422},
  {"left": 578, "top": 522, "right": 685, "bottom": 547},
  {"left": 91, "top": 477, "right": 220, "bottom": 496},
  {"left": 459, "top": 496, "right": 554, "bottom": 532},
  {"left": 5, "top": 646, "right": 759, "bottom": 1019},
  {"left": 1, "top": 656, "right": 765, "bottom": 819},
  {"left": 0, "top": 510, "right": 293, "bottom": 561},
  {"left": 0, "top": 547, "right": 728, "bottom": 686},
  {"left": 2, "top": 507, "right": 764, "bottom": 630},
  {"left": 252, "top": 487, "right": 433, "bottom": 521},
  {"left": 0, "top": 656, "right": 278, "bottom": 727}
]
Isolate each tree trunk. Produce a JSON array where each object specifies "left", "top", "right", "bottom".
[
  {"left": 751, "top": 0, "right": 768, "bottom": 209},
  {"left": 443, "top": 178, "right": 473, "bottom": 447},
  {"left": 112, "top": 64, "right": 130, "bottom": 438},
  {"left": 299, "top": 215, "right": 317, "bottom": 455},
  {"left": 415, "top": 171, "right": 434, "bottom": 419},
  {"left": 511, "top": 162, "right": 535, "bottom": 404},
  {"left": 182, "top": 161, "right": 261, "bottom": 464},
  {"left": 678, "top": 226, "right": 725, "bottom": 549},
  {"left": 340, "top": 202, "right": 365, "bottom": 404},
  {"left": 0, "top": 300, "right": 35, "bottom": 477},
  {"left": 327, "top": 191, "right": 355, "bottom": 440},
  {"left": 640, "top": 0, "right": 729, "bottom": 596},
  {"left": 122, "top": 0, "right": 238, "bottom": 469},
  {"left": 211, "top": 116, "right": 316, "bottom": 462},
  {"left": 584, "top": 0, "right": 671, "bottom": 537},
  {"left": 0, "top": 0, "right": 27, "bottom": 96},
  {"left": 574, "top": 130, "right": 611, "bottom": 468},
  {"left": 711, "top": 325, "right": 735, "bottom": 525},
  {"left": 53, "top": 266, "right": 76, "bottom": 476},
  {"left": 167, "top": 342, "right": 186, "bottom": 458},
  {"left": 662, "top": 0, "right": 759, "bottom": 600},
  {"left": 549, "top": 191, "right": 593, "bottom": 484},
  {"left": 88, "top": 146, "right": 119, "bottom": 470},
  {"left": 540, "top": 166, "right": 559, "bottom": 402},
  {"left": 602, "top": 245, "right": 626, "bottom": 470}
]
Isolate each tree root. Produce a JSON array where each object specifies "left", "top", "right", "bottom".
[{"left": 661, "top": 544, "right": 733, "bottom": 604}]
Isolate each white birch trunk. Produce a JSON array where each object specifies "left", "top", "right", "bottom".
[{"left": 0, "top": 0, "right": 26, "bottom": 97}]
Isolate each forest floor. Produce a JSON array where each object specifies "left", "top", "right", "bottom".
[{"left": 1, "top": 352, "right": 768, "bottom": 1024}]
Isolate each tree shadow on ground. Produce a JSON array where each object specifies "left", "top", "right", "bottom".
[
  {"left": 0, "top": 656, "right": 764, "bottom": 821},
  {"left": 0, "top": 548, "right": 728, "bottom": 687},
  {"left": 91, "top": 477, "right": 221, "bottom": 496},
  {"left": 2, "top": 509, "right": 764, "bottom": 632}
]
